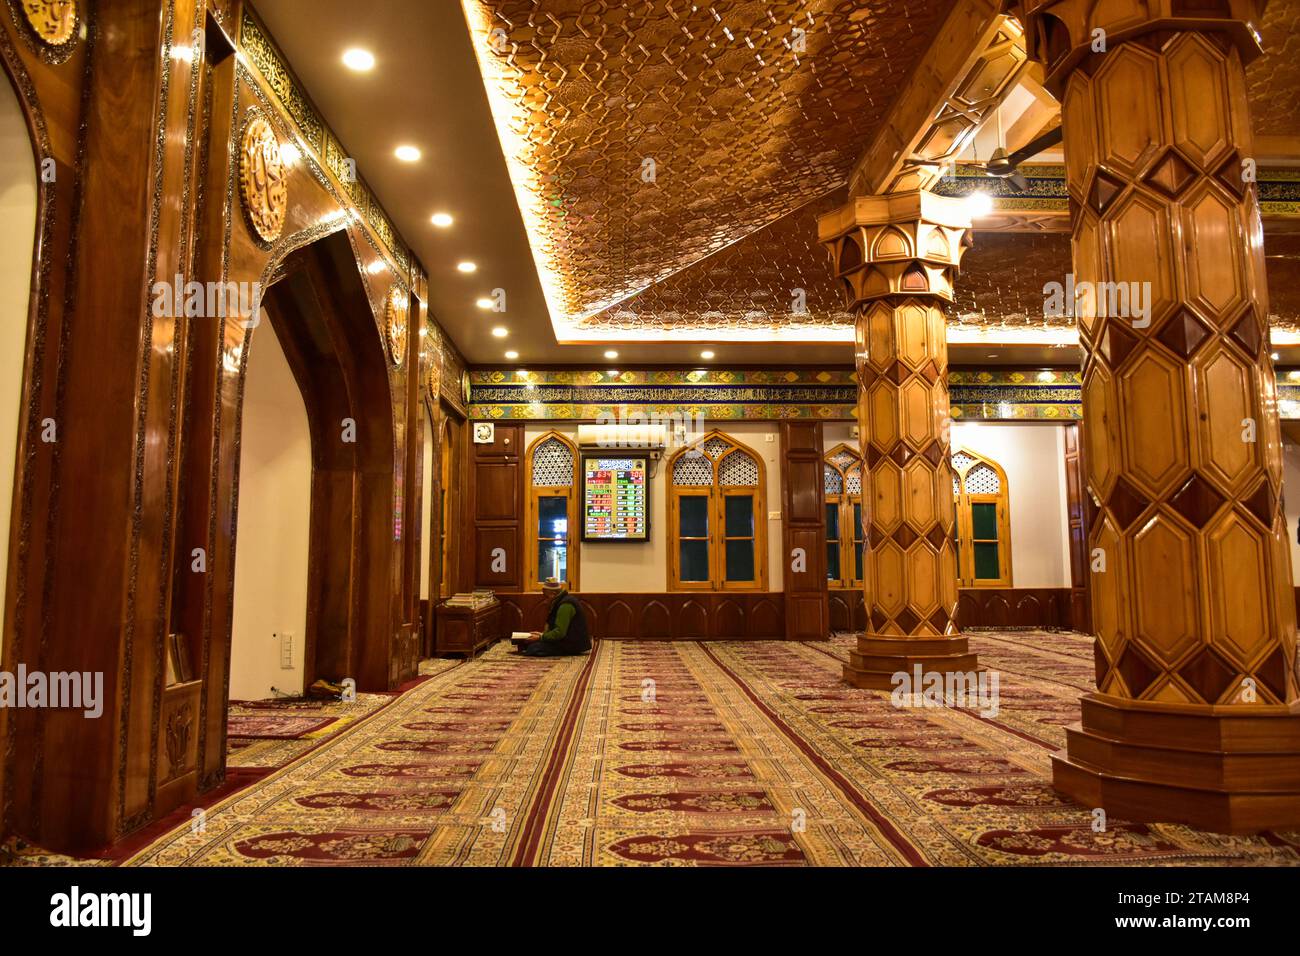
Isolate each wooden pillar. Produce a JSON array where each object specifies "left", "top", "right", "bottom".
[
  {"left": 818, "top": 192, "right": 978, "bottom": 688},
  {"left": 1020, "top": 0, "right": 1300, "bottom": 833}
]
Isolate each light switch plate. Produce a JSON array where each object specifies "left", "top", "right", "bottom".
[
  {"left": 769, "top": 511, "right": 781, "bottom": 520},
  {"left": 280, "top": 632, "right": 294, "bottom": 669}
]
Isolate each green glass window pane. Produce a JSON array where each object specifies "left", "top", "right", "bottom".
[
  {"left": 971, "top": 502, "right": 997, "bottom": 539},
  {"left": 537, "top": 541, "right": 567, "bottom": 583},
  {"left": 973, "top": 541, "right": 1000, "bottom": 580},
  {"left": 854, "top": 542, "right": 864, "bottom": 581},
  {"left": 680, "top": 540, "right": 710, "bottom": 581},
  {"left": 725, "top": 495, "right": 754, "bottom": 537},
  {"left": 679, "top": 496, "right": 709, "bottom": 538},
  {"left": 853, "top": 503, "right": 863, "bottom": 542},
  {"left": 725, "top": 539, "right": 755, "bottom": 582},
  {"left": 538, "top": 496, "right": 568, "bottom": 539},
  {"left": 825, "top": 503, "right": 840, "bottom": 541},
  {"left": 826, "top": 542, "right": 841, "bottom": 580}
]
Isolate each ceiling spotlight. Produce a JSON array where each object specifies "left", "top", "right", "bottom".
[
  {"left": 341, "top": 48, "right": 375, "bottom": 72},
  {"left": 700, "top": 350, "right": 715, "bottom": 360},
  {"left": 476, "top": 297, "right": 494, "bottom": 309},
  {"left": 965, "top": 191, "right": 994, "bottom": 218},
  {"left": 492, "top": 327, "right": 509, "bottom": 338},
  {"left": 604, "top": 350, "right": 619, "bottom": 359},
  {"left": 395, "top": 145, "right": 421, "bottom": 162},
  {"left": 505, "top": 350, "right": 519, "bottom": 360},
  {"left": 1270, "top": 351, "right": 1280, "bottom": 361},
  {"left": 431, "top": 212, "right": 454, "bottom": 228},
  {"left": 457, "top": 261, "right": 477, "bottom": 273}
]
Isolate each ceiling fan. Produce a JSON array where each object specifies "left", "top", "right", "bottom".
[{"left": 903, "top": 124, "right": 1062, "bottom": 192}]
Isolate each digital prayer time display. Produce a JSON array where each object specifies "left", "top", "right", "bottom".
[{"left": 582, "top": 456, "right": 649, "bottom": 541}]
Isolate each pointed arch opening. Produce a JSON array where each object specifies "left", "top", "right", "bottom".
[
  {"left": 951, "top": 447, "right": 1012, "bottom": 587},
  {"left": 525, "top": 430, "right": 580, "bottom": 590},
  {"left": 823, "top": 443, "right": 865, "bottom": 589},
  {"left": 667, "top": 430, "right": 767, "bottom": 591}
]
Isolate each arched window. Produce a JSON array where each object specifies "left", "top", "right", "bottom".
[
  {"left": 526, "top": 431, "right": 580, "bottom": 590},
  {"left": 951, "top": 448, "right": 1012, "bottom": 587},
  {"left": 824, "top": 444, "right": 864, "bottom": 589},
  {"left": 668, "top": 430, "right": 767, "bottom": 591}
]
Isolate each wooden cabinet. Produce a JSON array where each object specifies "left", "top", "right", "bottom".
[{"left": 435, "top": 601, "right": 502, "bottom": 656}]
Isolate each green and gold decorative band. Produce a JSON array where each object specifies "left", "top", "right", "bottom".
[{"left": 469, "top": 368, "right": 1088, "bottom": 422}]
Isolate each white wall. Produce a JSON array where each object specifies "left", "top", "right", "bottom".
[
  {"left": 951, "top": 421, "right": 1072, "bottom": 588},
  {"left": 523, "top": 422, "right": 784, "bottom": 592},
  {"left": 1282, "top": 434, "right": 1300, "bottom": 586},
  {"left": 0, "top": 76, "right": 36, "bottom": 664},
  {"left": 229, "top": 321, "right": 311, "bottom": 700}
]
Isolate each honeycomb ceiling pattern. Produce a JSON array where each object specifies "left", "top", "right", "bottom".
[
  {"left": 467, "top": 0, "right": 951, "bottom": 323},
  {"left": 467, "top": 0, "right": 1300, "bottom": 341},
  {"left": 1244, "top": 0, "right": 1300, "bottom": 139}
]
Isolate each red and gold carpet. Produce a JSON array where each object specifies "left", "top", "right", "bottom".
[{"left": 105, "top": 632, "right": 1300, "bottom": 866}]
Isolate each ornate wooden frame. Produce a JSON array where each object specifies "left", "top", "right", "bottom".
[
  {"left": 523, "top": 429, "right": 581, "bottom": 593},
  {"left": 666, "top": 429, "right": 768, "bottom": 593},
  {"left": 823, "top": 443, "right": 864, "bottom": 590},
  {"left": 952, "top": 447, "right": 1013, "bottom": 588}
]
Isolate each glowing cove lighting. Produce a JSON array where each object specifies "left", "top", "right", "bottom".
[{"left": 460, "top": 1, "right": 571, "bottom": 335}]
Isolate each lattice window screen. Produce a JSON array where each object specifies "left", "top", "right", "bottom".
[
  {"left": 829, "top": 449, "right": 858, "bottom": 471},
  {"left": 951, "top": 451, "right": 976, "bottom": 473},
  {"left": 532, "top": 438, "right": 574, "bottom": 487},
  {"left": 673, "top": 453, "right": 714, "bottom": 486},
  {"left": 965, "top": 463, "right": 1001, "bottom": 494},
  {"left": 824, "top": 465, "right": 843, "bottom": 496},
  {"left": 719, "top": 450, "right": 760, "bottom": 487},
  {"left": 845, "top": 465, "right": 862, "bottom": 496},
  {"left": 703, "top": 436, "right": 731, "bottom": 459}
]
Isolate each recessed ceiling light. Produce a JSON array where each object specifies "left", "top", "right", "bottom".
[
  {"left": 342, "top": 48, "right": 375, "bottom": 72},
  {"left": 457, "top": 261, "right": 477, "bottom": 273},
  {"left": 604, "top": 350, "right": 619, "bottom": 359},
  {"left": 476, "top": 297, "right": 494, "bottom": 309},
  {"left": 395, "top": 145, "right": 421, "bottom": 162},
  {"left": 431, "top": 212, "right": 454, "bottom": 228},
  {"left": 700, "top": 350, "right": 715, "bottom": 360},
  {"left": 492, "top": 327, "right": 509, "bottom": 338},
  {"left": 1271, "top": 351, "right": 1281, "bottom": 361},
  {"left": 505, "top": 350, "right": 519, "bottom": 360}
]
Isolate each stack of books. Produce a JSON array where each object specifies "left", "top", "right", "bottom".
[{"left": 444, "top": 589, "right": 497, "bottom": 609}]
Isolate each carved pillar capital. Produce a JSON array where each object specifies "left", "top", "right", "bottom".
[
  {"left": 817, "top": 190, "right": 974, "bottom": 312},
  {"left": 1016, "top": 0, "right": 1267, "bottom": 92}
]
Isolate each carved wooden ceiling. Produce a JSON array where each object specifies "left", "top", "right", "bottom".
[
  {"left": 463, "top": 0, "right": 952, "bottom": 332},
  {"left": 464, "top": 0, "right": 1300, "bottom": 347}
]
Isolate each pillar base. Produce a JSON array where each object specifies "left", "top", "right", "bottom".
[
  {"left": 842, "top": 634, "right": 979, "bottom": 690},
  {"left": 1052, "top": 694, "right": 1300, "bottom": 834}
]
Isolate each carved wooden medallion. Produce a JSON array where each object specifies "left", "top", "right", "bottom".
[
  {"left": 21, "top": 0, "right": 78, "bottom": 46},
  {"left": 239, "top": 113, "right": 288, "bottom": 244},
  {"left": 385, "top": 288, "right": 408, "bottom": 367}
]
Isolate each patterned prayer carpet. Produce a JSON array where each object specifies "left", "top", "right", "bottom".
[{"left": 106, "top": 632, "right": 1300, "bottom": 867}]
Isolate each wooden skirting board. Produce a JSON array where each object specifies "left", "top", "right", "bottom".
[{"left": 478, "top": 587, "right": 1080, "bottom": 642}]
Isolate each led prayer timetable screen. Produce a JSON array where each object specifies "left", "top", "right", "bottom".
[{"left": 582, "top": 456, "right": 649, "bottom": 541}]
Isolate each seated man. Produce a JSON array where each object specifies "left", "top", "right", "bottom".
[{"left": 519, "top": 578, "right": 591, "bottom": 657}]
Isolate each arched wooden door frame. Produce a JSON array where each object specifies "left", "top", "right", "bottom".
[{"left": 240, "top": 232, "right": 399, "bottom": 694}]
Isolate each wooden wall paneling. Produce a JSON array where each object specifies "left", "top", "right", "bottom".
[
  {"left": 467, "top": 423, "right": 522, "bottom": 590},
  {"left": 1062, "top": 421, "right": 1091, "bottom": 632},
  {"left": 780, "top": 421, "right": 829, "bottom": 639},
  {"left": 487, "top": 592, "right": 787, "bottom": 643}
]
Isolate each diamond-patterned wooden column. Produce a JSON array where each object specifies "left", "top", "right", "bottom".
[
  {"left": 1020, "top": 0, "right": 1300, "bottom": 833},
  {"left": 818, "top": 191, "right": 978, "bottom": 689}
]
